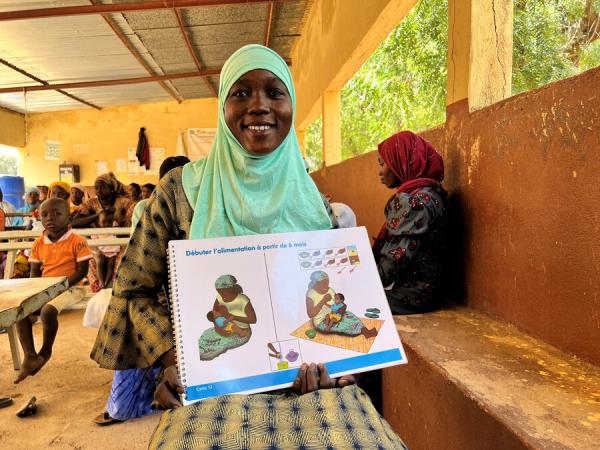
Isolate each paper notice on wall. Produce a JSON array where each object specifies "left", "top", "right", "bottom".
[
  {"left": 127, "top": 147, "right": 143, "bottom": 175},
  {"left": 96, "top": 160, "right": 109, "bottom": 175},
  {"left": 115, "top": 158, "right": 127, "bottom": 173},
  {"left": 186, "top": 128, "right": 215, "bottom": 160},
  {"left": 45, "top": 140, "right": 61, "bottom": 160},
  {"left": 148, "top": 147, "right": 165, "bottom": 174}
]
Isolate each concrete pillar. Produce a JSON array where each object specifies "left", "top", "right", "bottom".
[
  {"left": 447, "top": 0, "right": 513, "bottom": 110},
  {"left": 321, "top": 90, "right": 342, "bottom": 166}
]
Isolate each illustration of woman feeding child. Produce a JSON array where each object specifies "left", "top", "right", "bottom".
[
  {"left": 305, "top": 271, "right": 378, "bottom": 338},
  {"left": 198, "top": 275, "right": 257, "bottom": 361}
]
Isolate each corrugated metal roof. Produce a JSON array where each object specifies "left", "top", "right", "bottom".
[{"left": 0, "top": 0, "right": 313, "bottom": 113}]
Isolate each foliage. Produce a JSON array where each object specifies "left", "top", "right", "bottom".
[
  {"left": 0, "top": 155, "right": 18, "bottom": 175},
  {"left": 305, "top": 0, "right": 600, "bottom": 167}
]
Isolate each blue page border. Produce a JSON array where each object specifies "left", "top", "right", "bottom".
[{"left": 185, "top": 348, "right": 403, "bottom": 401}]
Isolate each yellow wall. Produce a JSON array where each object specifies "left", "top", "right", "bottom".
[
  {"left": 21, "top": 98, "right": 218, "bottom": 186},
  {"left": 291, "top": 0, "right": 417, "bottom": 130},
  {"left": 0, "top": 107, "right": 25, "bottom": 148}
]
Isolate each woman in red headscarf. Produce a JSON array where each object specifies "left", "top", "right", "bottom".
[{"left": 373, "top": 131, "right": 447, "bottom": 314}]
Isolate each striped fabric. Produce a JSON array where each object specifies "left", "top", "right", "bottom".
[{"left": 106, "top": 366, "right": 162, "bottom": 421}]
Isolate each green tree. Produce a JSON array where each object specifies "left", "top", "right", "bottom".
[{"left": 305, "top": 0, "right": 600, "bottom": 167}]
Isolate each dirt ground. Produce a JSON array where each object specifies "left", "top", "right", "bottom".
[{"left": 0, "top": 310, "right": 161, "bottom": 449}]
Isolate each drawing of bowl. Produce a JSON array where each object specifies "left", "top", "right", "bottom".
[
  {"left": 339, "top": 257, "right": 348, "bottom": 264},
  {"left": 299, "top": 252, "right": 310, "bottom": 258},
  {"left": 326, "top": 249, "right": 334, "bottom": 255},
  {"left": 305, "top": 329, "right": 317, "bottom": 339},
  {"left": 313, "top": 260, "right": 322, "bottom": 267},
  {"left": 312, "top": 250, "right": 321, "bottom": 256},
  {"left": 326, "top": 259, "right": 335, "bottom": 266},
  {"left": 286, "top": 350, "right": 299, "bottom": 362},
  {"left": 300, "top": 261, "right": 312, "bottom": 268},
  {"left": 337, "top": 248, "right": 346, "bottom": 254}
]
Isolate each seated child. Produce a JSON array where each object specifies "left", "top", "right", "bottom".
[
  {"left": 14, "top": 198, "right": 92, "bottom": 384},
  {"left": 92, "top": 210, "right": 120, "bottom": 290},
  {"left": 324, "top": 293, "right": 347, "bottom": 330}
]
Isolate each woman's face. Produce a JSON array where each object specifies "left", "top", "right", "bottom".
[
  {"left": 224, "top": 69, "right": 292, "bottom": 156},
  {"left": 217, "top": 286, "right": 238, "bottom": 302},
  {"left": 314, "top": 278, "right": 329, "bottom": 294},
  {"left": 95, "top": 180, "right": 112, "bottom": 200},
  {"left": 71, "top": 188, "right": 84, "bottom": 205},
  {"left": 26, "top": 192, "right": 40, "bottom": 205},
  {"left": 378, "top": 156, "right": 400, "bottom": 189},
  {"left": 49, "top": 186, "right": 69, "bottom": 201}
]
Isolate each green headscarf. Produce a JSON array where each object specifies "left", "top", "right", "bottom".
[{"left": 182, "top": 44, "right": 332, "bottom": 239}]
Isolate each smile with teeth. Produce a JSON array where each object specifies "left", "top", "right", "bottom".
[{"left": 246, "top": 124, "right": 273, "bottom": 131}]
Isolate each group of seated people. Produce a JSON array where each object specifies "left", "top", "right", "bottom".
[{"left": 1, "top": 44, "right": 448, "bottom": 448}]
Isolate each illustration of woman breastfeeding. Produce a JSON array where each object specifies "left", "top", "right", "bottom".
[
  {"left": 198, "top": 275, "right": 257, "bottom": 361},
  {"left": 305, "top": 271, "right": 378, "bottom": 339}
]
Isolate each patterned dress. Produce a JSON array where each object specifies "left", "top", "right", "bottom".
[
  {"left": 375, "top": 186, "right": 447, "bottom": 314},
  {"left": 91, "top": 168, "right": 406, "bottom": 448}
]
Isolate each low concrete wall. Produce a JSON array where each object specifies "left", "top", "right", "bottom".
[{"left": 311, "top": 66, "right": 600, "bottom": 364}]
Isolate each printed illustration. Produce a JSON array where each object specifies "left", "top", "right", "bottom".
[
  {"left": 267, "top": 339, "right": 302, "bottom": 371},
  {"left": 291, "top": 271, "right": 382, "bottom": 353},
  {"left": 297, "top": 246, "right": 358, "bottom": 270},
  {"left": 198, "top": 275, "right": 257, "bottom": 361}
]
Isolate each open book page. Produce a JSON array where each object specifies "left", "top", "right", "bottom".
[{"left": 168, "top": 227, "right": 407, "bottom": 404}]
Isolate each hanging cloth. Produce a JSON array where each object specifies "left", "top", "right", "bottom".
[{"left": 136, "top": 127, "right": 150, "bottom": 170}]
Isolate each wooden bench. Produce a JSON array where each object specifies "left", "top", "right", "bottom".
[{"left": 383, "top": 308, "right": 600, "bottom": 450}]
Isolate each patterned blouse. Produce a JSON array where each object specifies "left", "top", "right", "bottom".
[
  {"left": 91, "top": 168, "right": 335, "bottom": 370},
  {"left": 77, "top": 195, "right": 134, "bottom": 228},
  {"left": 376, "top": 186, "right": 447, "bottom": 313}
]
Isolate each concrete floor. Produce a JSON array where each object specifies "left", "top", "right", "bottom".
[{"left": 0, "top": 310, "right": 160, "bottom": 449}]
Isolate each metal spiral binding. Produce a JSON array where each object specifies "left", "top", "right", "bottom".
[{"left": 167, "top": 243, "right": 187, "bottom": 393}]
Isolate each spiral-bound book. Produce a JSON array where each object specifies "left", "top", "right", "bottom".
[{"left": 168, "top": 227, "right": 407, "bottom": 404}]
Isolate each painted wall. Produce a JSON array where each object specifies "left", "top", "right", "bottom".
[
  {"left": 312, "top": 66, "right": 600, "bottom": 364},
  {"left": 0, "top": 107, "right": 25, "bottom": 148},
  {"left": 21, "top": 98, "right": 218, "bottom": 186},
  {"left": 291, "top": 0, "right": 417, "bottom": 130}
]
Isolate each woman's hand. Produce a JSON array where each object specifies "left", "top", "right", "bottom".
[
  {"left": 153, "top": 365, "right": 184, "bottom": 410},
  {"left": 291, "top": 363, "right": 356, "bottom": 395}
]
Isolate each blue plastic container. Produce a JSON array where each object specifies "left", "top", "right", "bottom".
[{"left": 0, "top": 175, "right": 25, "bottom": 209}]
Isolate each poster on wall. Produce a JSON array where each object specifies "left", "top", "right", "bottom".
[
  {"left": 115, "top": 158, "right": 127, "bottom": 173},
  {"left": 127, "top": 147, "right": 144, "bottom": 175},
  {"left": 45, "top": 140, "right": 61, "bottom": 160},
  {"left": 148, "top": 147, "right": 165, "bottom": 175},
  {"left": 185, "top": 128, "right": 216, "bottom": 161},
  {"left": 96, "top": 160, "right": 109, "bottom": 175}
]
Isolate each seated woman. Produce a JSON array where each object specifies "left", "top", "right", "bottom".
[
  {"left": 73, "top": 173, "right": 134, "bottom": 291},
  {"left": 91, "top": 44, "right": 405, "bottom": 449},
  {"left": 199, "top": 275, "right": 256, "bottom": 361},
  {"left": 306, "top": 270, "right": 378, "bottom": 338},
  {"left": 48, "top": 181, "right": 71, "bottom": 201},
  {"left": 373, "top": 130, "right": 447, "bottom": 314}
]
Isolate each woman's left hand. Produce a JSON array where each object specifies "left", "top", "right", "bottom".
[{"left": 291, "top": 363, "right": 355, "bottom": 395}]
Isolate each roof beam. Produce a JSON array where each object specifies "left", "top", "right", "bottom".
[
  {"left": 0, "top": 58, "right": 101, "bottom": 110},
  {"left": 0, "top": 70, "right": 222, "bottom": 94},
  {"left": 0, "top": 0, "right": 297, "bottom": 22},
  {"left": 173, "top": 8, "right": 218, "bottom": 97},
  {"left": 264, "top": 1, "right": 274, "bottom": 47},
  {"left": 90, "top": 0, "right": 183, "bottom": 103}
]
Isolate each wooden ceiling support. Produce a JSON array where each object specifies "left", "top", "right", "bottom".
[
  {"left": 0, "top": 0, "right": 296, "bottom": 21},
  {"left": 173, "top": 8, "right": 218, "bottom": 97},
  {"left": 0, "top": 58, "right": 101, "bottom": 110},
  {"left": 90, "top": 0, "right": 183, "bottom": 103},
  {"left": 0, "top": 69, "right": 222, "bottom": 94},
  {"left": 264, "top": 1, "right": 274, "bottom": 47}
]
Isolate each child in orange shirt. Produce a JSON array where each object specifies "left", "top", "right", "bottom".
[{"left": 14, "top": 198, "right": 93, "bottom": 384}]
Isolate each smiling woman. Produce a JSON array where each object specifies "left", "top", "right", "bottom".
[
  {"left": 224, "top": 69, "right": 293, "bottom": 156},
  {"left": 90, "top": 44, "right": 406, "bottom": 449}
]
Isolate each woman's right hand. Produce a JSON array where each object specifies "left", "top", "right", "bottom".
[{"left": 153, "top": 365, "right": 184, "bottom": 409}]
